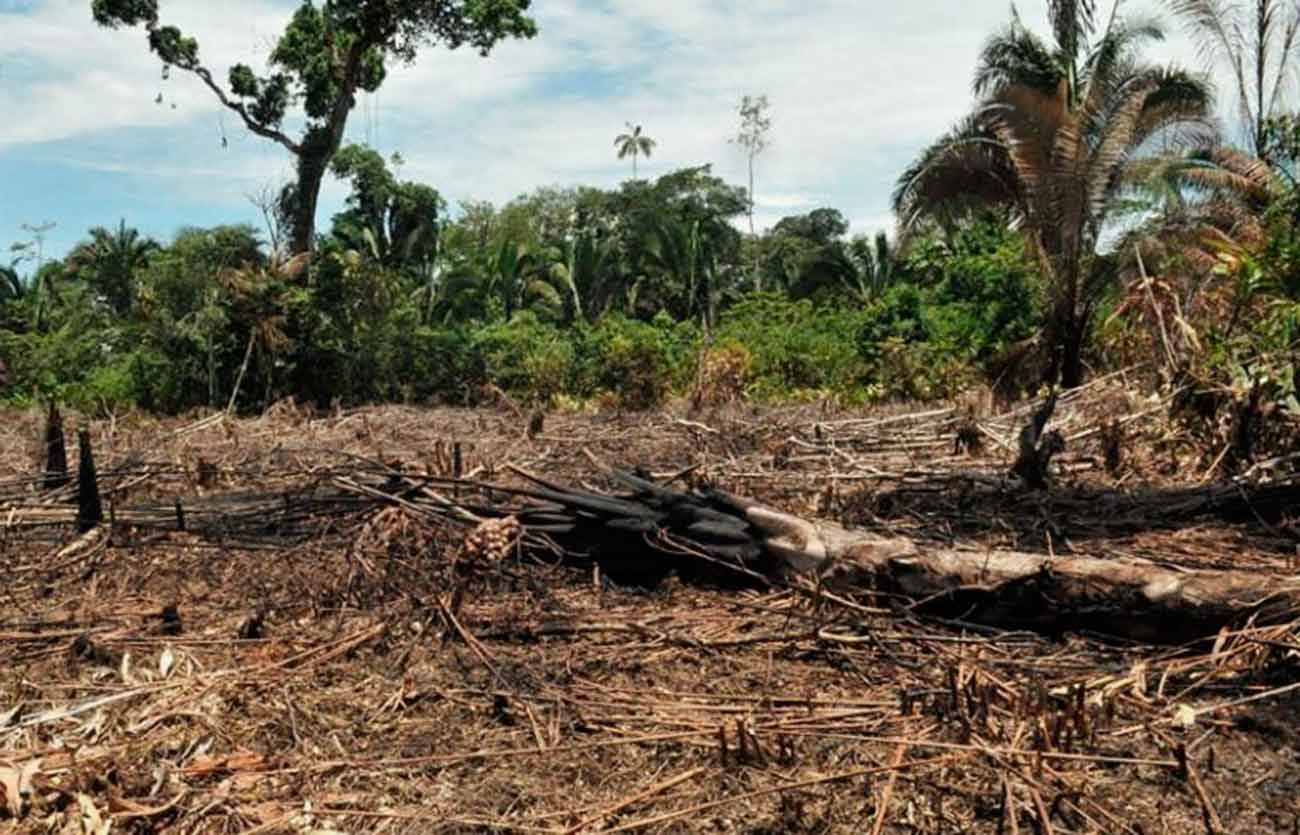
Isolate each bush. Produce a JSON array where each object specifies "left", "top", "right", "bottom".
[
  {"left": 717, "top": 293, "right": 872, "bottom": 399},
  {"left": 692, "top": 342, "right": 752, "bottom": 407},
  {"left": 572, "top": 314, "right": 698, "bottom": 409},
  {"left": 473, "top": 312, "right": 573, "bottom": 404}
]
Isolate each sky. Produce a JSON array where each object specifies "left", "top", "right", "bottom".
[{"left": 0, "top": 0, "right": 1205, "bottom": 262}]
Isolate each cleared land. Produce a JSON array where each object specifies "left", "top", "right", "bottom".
[{"left": 1, "top": 387, "right": 1298, "bottom": 834}]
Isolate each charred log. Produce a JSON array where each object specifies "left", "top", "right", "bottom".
[{"left": 431, "top": 468, "right": 1300, "bottom": 644}]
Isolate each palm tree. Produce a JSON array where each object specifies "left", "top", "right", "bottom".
[
  {"left": 66, "top": 219, "right": 159, "bottom": 318},
  {"left": 645, "top": 217, "right": 720, "bottom": 331},
  {"left": 894, "top": 2, "right": 1214, "bottom": 387},
  {"left": 548, "top": 230, "right": 616, "bottom": 323},
  {"left": 797, "top": 232, "right": 900, "bottom": 303},
  {"left": 0, "top": 264, "right": 21, "bottom": 305},
  {"left": 1166, "top": 0, "right": 1300, "bottom": 161},
  {"left": 614, "top": 123, "right": 657, "bottom": 179},
  {"left": 435, "top": 240, "right": 562, "bottom": 323}
]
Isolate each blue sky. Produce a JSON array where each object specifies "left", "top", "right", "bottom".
[{"left": 1, "top": 0, "right": 1202, "bottom": 263}]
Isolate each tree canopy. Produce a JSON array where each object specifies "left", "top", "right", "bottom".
[{"left": 91, "top": 0, "right": 536, "bottom": 254}]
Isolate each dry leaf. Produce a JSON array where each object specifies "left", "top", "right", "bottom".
[
  {"left": 0, "top": 703, "right": 21, "bottom": 728},
  {"left": 0, "top": 758, "right": 40, "bottom": 817},
  {"left": 108, "top": 790, "right": 185, "bottom": 819},
  {"left": 76, "top": 793, "right": 111, "bottom": 835}
]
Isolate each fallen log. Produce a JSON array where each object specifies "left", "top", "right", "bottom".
[
  {"left": 739, "top": 500, "right": 1300, "bottom": 645},
  {"left": 413, "top": 469, "right": 1300, "bottom": 646}
]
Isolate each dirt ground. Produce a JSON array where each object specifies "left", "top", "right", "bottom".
[{"left": 1, "top": 387, "right": 1298, "bottom": 834}]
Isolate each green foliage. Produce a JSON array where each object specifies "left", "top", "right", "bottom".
[
  {"left": 330, "top": 144, "right": 444, "bottom": 272},
  {"left": 574, "top": 314, "right": 698, "bottom": 408},
  {"left": 472, "top": 312, "right": 570, "bottom": 403},
  {"left": 65, "top": 219, "right": 159, "bottom": 318},
  {"left": 905, "top": 218, "right": 1041, "bottom": 361},
  {"left": 716, "top": 293, "right": 871, "bottom": 399}
]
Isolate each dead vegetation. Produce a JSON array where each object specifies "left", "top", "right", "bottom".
[{"left": 1, "top": 383, "right": 1298, "bottom": 834}]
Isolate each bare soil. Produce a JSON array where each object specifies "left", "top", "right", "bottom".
[{"left": 1, "top": 388, "right": 1297, "bottom": 834}]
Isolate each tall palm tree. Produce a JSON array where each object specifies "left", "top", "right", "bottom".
[
  {"left": 614, "top": 123, "right": 657, "bottom": 179},
  {"left": 894, "top": 1, "right": 1214, "bottom": 387},
  {"left": 66, "top": 219, "right": 159, "bottom": 318},
  {"left": 1166, "top": 0, "right": 1300, "bottom": 161}
]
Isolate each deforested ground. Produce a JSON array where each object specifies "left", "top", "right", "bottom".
[{"left": 1, "top": 384, "right": 1297, "bottom": 834}]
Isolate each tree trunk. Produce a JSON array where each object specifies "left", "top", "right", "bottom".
[
  {"left": 748, "top": 153, "right": 760, "bottom": 293},
  {"left": 741, "top": 503, "right": 1300, "bottom": 645},
  {"left": 425, "top": 470, "right": 1299, "bottom": 645},
  {"left": 1059, "top": 314, "right": 1086, "bottom": 389},
  {"left": 290, "top": 148, "right": 330, "bottom": 256},
  {"left": 1043, "top": 302, "right": 1088, "bottom": 390},
  {"left": 287, "top": 41, "right": 368, "bottom": 256}
]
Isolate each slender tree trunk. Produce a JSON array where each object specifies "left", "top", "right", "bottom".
[
  {"left": 1044, "top": 304, "right": 1087, "bottom": 390},
  {"left": 748, "top": 152, "right": 760, "bottom": 292}
]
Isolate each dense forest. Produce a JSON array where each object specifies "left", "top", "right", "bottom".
[{"left": 2, "top": 0, "right": 1299, "bottom": 435}]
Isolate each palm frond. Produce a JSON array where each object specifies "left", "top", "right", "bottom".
[
  {"left": 1048, "top": 0, "right": 1097, "bottom": 60},
  {"left": 1128, "top": 65, "right": 1216, "bottom": 148},
  {"left": 974, "top": 22, "right": 1063, "bottom": 96},
  {"left": 892, "top": 114, "right": 1020, "bottom": 231}
]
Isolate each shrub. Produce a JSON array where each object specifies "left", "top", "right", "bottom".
[
  {"left": 692, "top": 342, "right": 752, "bottom": 408},
  {"left": 717, "top": 293, "right": 872, "bottom": 399},
  {"left": 473, "top": 312, "right": 573, "bottom": 404},
  {"left": 574, "top": 314, "right": 693, "bottom": 409}
]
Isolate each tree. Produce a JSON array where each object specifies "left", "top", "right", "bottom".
[
  {"left": 0, "top": 264, "right": 21, "bottom": 305},
  {"left": 893, "top": 2, "right": 1213, "bottom": 387},
  {"left": 329, "top": 144, "right": 444, "bottom": 273},
  {"left": 548, "top": 230, "right": 615, "bottom": 324},
  {"left": 1166, "top": 0, "right": 1300, "bottom": 161},
  {"left": 614, "top": 123, "right": 656, "bottom": 179},
  {"left": 65, "top": 219, "right": 159, "bottom": 318},
  {"left": 816, "top": 232, "right": 901, "bottom": 303},
  {"left": 436, "top": 239, "right": 560, "bottom": 323},
  {"left": 731, "top": 94, "right": 771, "bottom": 289},
  {"left": 91, "top": 0, "right": 537, "bottom": 256},
  {"left": 646, "top": 217, "right": 721, "bottom": 331}
]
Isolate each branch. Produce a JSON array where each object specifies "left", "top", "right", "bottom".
[{"left": 189, "top": 65, "right": 301, "bottom": 155}]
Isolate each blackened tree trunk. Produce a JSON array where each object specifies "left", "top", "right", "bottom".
[{"left": 289, "top": 146, "right": 331, "bottom": 257}]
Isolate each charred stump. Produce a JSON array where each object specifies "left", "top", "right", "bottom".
[
  {"left": 43, "top": 402, "right": 69, "bottom": 490},
  {"left": 1011, "top": 392, "right": 1065, "bottom": 489},
  {"left": 76, "top": 428, "right": 103, "bottom": 533}
]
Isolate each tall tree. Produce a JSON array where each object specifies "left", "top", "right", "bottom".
[
  {"left": 894, "top": 2, "right": 1213, "bottom": 387},
  {"left": 614, "top": 123, "right": 656, "bottom": 178},
  {"left": 66, "top": 219, "right": 159, "bottom": 317},
  {"left": 731, "top": 94, "right": 772, "bottom": 290},
  {"left": 91, "top": 0, "right": 537, "bottom": 256},
  {"left": 1167, "top": 0, "right": 1300, "bottom": 160}
]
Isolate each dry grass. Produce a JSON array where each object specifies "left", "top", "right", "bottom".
[{"left": 1, "top": 386, "right": 1298, "bottom": 834}]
